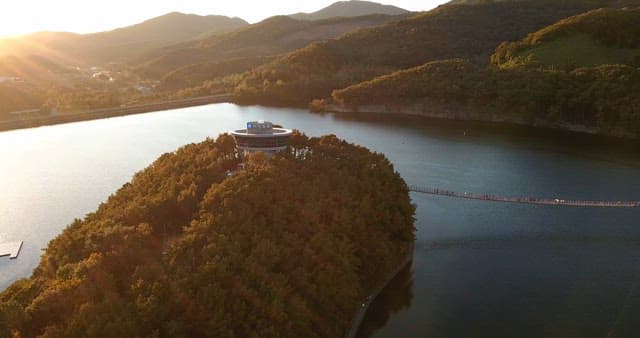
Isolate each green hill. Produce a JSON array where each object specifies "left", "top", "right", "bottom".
[
  {"left": 234, "top": 0, "right": 638, "bottom": 106},
  {"left": 330, "top": 59, "right": 640, "bottom": 138},
  {"left": 0, "top": 134, "right": 415, "bottom": 337},
  {"left": 135, "top": 14, "right": 404, "bottom": 80},
  {"left": 290, "top": 0, "right": 409, "bottom": 20},
  {"left": 492, "top": 8, "right": 640, "bottom": 69}
]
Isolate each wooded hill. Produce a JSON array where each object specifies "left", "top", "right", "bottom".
[
  {"left": 0, "top": 134, "right": 415, "bottom": 337},
  {"left": 157, "top": 56, "right": 274, "bottom": 91},
  {"left": 331, "top": 59, "right": 640, "bottom": 138},
  {"left": 329, "top": 7, "right": 640, "bottom": 138},
  {"left": 234, "top": 0, "right": 640, "bottom": 106},
  {"left": 135, "top": 14, "right": 407, "bottom": 80}
]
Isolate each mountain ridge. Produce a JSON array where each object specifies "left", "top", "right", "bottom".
[
  {"left": 0, "top": 12, "right": 249, "bottom": 64},
  {"left": 290, "top": 0, "right": 409, "bottom": 20},
  {"left": 135, "top": 13, "right": 406, "bottom": 79}
]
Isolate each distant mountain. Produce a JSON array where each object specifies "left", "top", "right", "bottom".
[
  {"left": 492, "top": 7, "right": 640, "bottom": 69},
  {"left": 0, "top": 12, "right": 248, "bottom": 64},
  {"left": 235, "top": 0, "right": 640, "bottom": 106},
  {"left": 136, "top": 14, "right": 405, "bottom": 80},
  {"left": 290, "top": 0, "right": 409, "bottom": 20},
  {"left": 84, "top": 12, "right": 248, "bottom": 50}
]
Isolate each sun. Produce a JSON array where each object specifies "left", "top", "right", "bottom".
[{"left": 0, "top": 1, "right": 147, "bottom": 37}]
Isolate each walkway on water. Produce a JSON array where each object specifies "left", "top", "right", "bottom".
[{"left": 408, "top": 186, "right": 640, "bottom": 208}]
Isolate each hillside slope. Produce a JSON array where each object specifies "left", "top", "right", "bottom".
[
  {"left": 492, "top": 7, "right": 640, "bottom": 69},
  {"left": 136, "top": 14, "right": 404, "bottom": 79},
  {"left": 0, "top": 55, "right": 71, "bottom": 80},
  {"left": 329, "top": 58, "right": 640, "bottom": 138},
  {"left": 0, "top": 55, "right": 75, "bottom": 116},
  {"left": 290, "top": 0, "right": 408, "bottom": 20},
  {"left": 76, "top": 12, "right": 248, "bottom": 63},
  {"left": 0, "top": 134, "right": 415, "bottom": 337},
  {"left": 234, "top": 0, "right": 640, "bottom": 106},
  {"left": 158, "top": 56, "right": 274, "bottom": 91}
]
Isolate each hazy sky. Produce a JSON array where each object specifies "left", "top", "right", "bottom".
[{"left": 0, "top": 0, "right": 450, "bottom": 37}]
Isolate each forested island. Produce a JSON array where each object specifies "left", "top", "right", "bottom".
[{"left": 0, "top": 133, "right": 415, "bottom": 337}]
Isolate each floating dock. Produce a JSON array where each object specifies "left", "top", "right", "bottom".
[
  {"left": 408, "top": 186, "right": 640, "bottom": 208},
  {"left": 0, "top": 241, "right": 23, "bottom": 259}
]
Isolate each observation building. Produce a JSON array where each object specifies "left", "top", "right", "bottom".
[{"left": 231, "top": 121, "right": 292, "bottom": 156}]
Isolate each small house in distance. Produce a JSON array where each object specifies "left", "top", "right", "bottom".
[{"left": 231, "top": 121, "right": 292, "bottom": 157}]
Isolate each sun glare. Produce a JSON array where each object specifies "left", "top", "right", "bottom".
[{"left": 0, "top": 1, "right": 163, "bottom": 37}]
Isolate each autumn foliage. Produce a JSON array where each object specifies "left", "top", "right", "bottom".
[{"left": 0, "top": 133, "right": 415, "bottom": 337}]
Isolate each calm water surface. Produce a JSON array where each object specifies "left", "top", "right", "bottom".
[{"left": 1, "top": 103, "right": 639, "bottom": 337}]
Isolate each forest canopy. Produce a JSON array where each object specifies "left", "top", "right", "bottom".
[
  {"left": 330, "top": 59, "right": 640, "bottom": 138},
  {"left": 233, "top": 0, "right": 638, "bottom": 106},
  {"left": 324, "top": 6, "right": 640, "bottom": 139},
  {"left": 0, "top": 133, "right": 415, "bottom": 337}
]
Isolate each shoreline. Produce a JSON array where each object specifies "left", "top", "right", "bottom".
[
  {"left": 344, "top": 243, "right": 414, "bottom": 338},
  {"left": 322, "top": 103, "right": 639, "bottom": 141},
  {"left": 3, "top": 97, "right": 638, "bottom": 144},
  {"left": 0, "top": 94, "right": 234, "bottom": 132}
]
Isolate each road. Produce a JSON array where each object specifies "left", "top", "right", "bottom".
[{"left": 0, "top": 94, "right": 234, "bottom": 132}]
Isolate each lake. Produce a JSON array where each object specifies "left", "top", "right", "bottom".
[{"left": 1, "top": 103, "right": 639, "bottom": 337}]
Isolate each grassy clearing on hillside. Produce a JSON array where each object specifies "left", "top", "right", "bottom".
[
  {"left": 502, "top": 34, "right": 640, "bottom": 69},
  {"left": 492, "top": 7, "right": 640, "bottom": 69}
]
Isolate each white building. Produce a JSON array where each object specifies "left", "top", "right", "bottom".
[{"left": 231, "top": 121, "right": 292, "bottom": 156}]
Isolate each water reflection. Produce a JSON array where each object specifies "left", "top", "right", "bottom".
[
  {"left": 357, "top": 262, "right": 414, "bottom": 338},
  {"left": 331, "top": 111, "right": 640, "bottom": 168}
]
